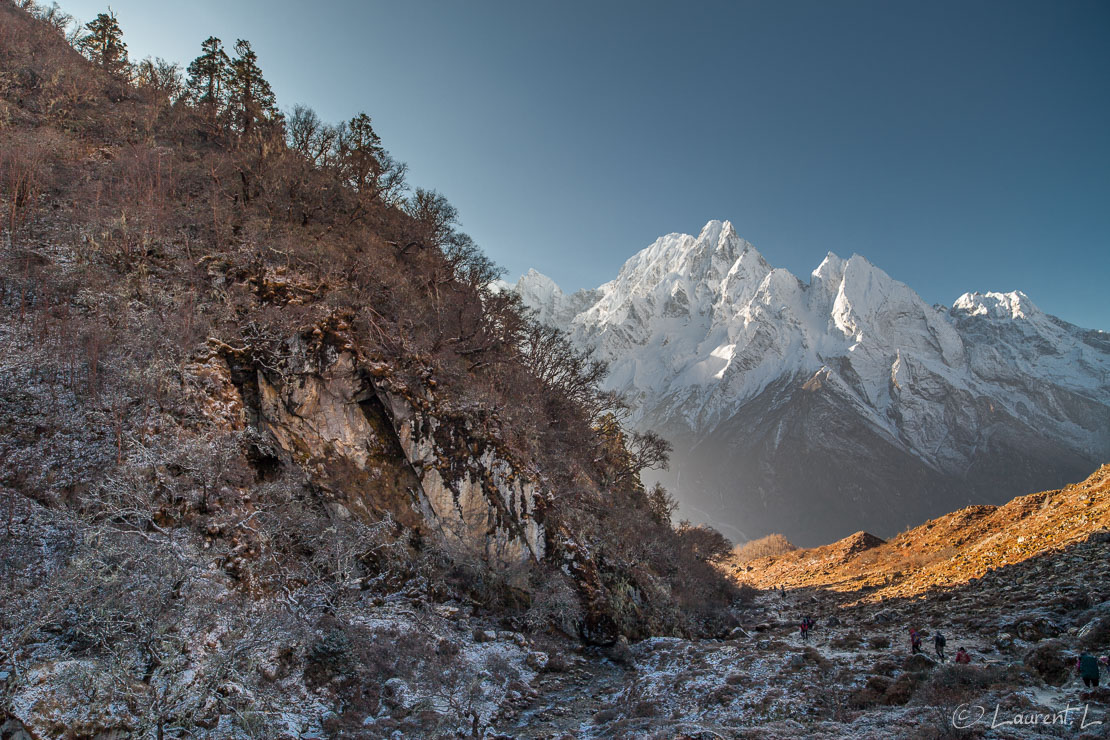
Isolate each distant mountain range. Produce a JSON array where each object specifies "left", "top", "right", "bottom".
[{"left": 513, "top": 221, "right": 1110, "bottom": 546}]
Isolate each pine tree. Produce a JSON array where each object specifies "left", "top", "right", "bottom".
[
  {"left": 337, "top": 113, "right": 385, "bottom": 193},
  {"left": 227, "top": 39, "right": 277, "bottom": 137},
  {"left": 78, "top": 10, "right": 128, "bottom": 75},
  {"left": 185, "top": 37, "right": 230, "bottom": 116},
  {"left": 336, "top": 112, "right": 407, "bottom": 202}
]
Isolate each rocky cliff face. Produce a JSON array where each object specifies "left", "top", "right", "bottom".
[
  {"left": 517, "top": 221, "right": 1110, "bottom": 545},
  {"left": 220, "top": 335, "right": 545, "bottom": 566}
]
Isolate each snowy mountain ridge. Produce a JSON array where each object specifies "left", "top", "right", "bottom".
[{"left": 516, "top": 220, "right": 1110, "bottom": 544}]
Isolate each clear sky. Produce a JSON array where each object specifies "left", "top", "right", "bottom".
[{"left": 64, "top": 0, "right": 1110, "bottom": 330}]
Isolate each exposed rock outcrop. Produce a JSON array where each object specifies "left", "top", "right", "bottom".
[
  {"left": 378, "top": 386, "right": 545, "bottom": 564},
  {"left": 223, "top": 337, "right": 545, "bottom": 565}
]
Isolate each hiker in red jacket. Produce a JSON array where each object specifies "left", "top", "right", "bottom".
[
  {"left": 909, "top": 628, "right": 922, "bottom": 655},
  {"left": 954, "top": 647, "right": 971, "bottom": 664}
]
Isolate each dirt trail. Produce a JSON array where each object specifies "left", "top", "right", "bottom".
[
  {"left": 496, "top": 653, "right": 628, "bottom": 738},
  {"left": 493, "top": 570, "right": 1110, "bottom": 739}
]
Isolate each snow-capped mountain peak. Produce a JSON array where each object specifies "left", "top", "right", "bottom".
[
  {"left": 514, "top": 268, "right": 563, "bottom": 316},
  {"left": 514, "top": 222, "right": 1110, "bottom": 545},
  {"left": 952, "top": 290, "right": 1040, "bottom": 321},
  {"left": 602, "top": 220, "right": 759, "bottom": 308}
]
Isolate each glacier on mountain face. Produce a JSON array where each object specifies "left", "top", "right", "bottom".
[{"left": 516, "top": 221, "right": 1110, "bottom": 546}]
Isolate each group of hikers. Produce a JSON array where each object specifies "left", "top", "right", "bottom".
[
  {"left": 910, "top": 627, "right": 1109, "bottom": 686},
  {"left": 782, "top": 590, "right": 1107, "bottom": 688},
  {"left": 795, "top": 617, "right": 1082, "bottom": 675},
  {"left": 794, "top": 617, "right": 969, "bottom": 662}
]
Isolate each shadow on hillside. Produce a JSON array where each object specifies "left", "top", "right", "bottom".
[{"left": 751, "top": 534, "right": 1108, "bottom": 684}]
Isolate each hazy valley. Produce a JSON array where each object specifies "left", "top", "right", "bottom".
[{"left": 514, "top": 221, "right": 1110, "bottom": 546}]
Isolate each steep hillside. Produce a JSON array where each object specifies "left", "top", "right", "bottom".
[
  {"left": 0, "top": 4, "right": 739, "bottom": 737},
  {"left": 517, "top": 220, "right": 1110, "bottom": 545},
  {"left": 730, "top": 463, "right": 1110, "bottom": 605}
]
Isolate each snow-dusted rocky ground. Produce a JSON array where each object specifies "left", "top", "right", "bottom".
[
  {"left": 0, "top": 493, "right": 546, "bottom": 740},
  {"left": 513, "top": 221, "right": 1110, "bottom": 544},
  {"left": 493, "top": 560, "right": 1110, "bottom": 740},
  {"left": 5, "top": 455, "right": 1107, "bottom": 739}
]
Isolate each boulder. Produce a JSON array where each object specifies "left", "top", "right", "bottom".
[
  {"left": 1023, "top": 640, "right": 1073, "bottom": 686},
  {"left": 525, "top": 651, "right": 549, "bottom": 671},
  {"left": 1008, "top": 615, "right": 1063, "bottom": 642},
  {"left": 1079, "top": 616, "right": 1110, "bottom": 649},
  {"left": 607, "top": 635, "right": 634, "bottom": 666},
  {"left": 544, "top": 652, "right": 571, "bottom": 673},
  {"left": 0, "top": 719, "right": 33, "bottom": 740}
]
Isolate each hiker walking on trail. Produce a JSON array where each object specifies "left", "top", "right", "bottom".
[
  {"left": 954, "top": 647, "right": 971, "bottom": 664},
  {"left": 909, "top": 628, "right": 922, "bottom": 655},
  {"left": 1077, "top": 652, "right": 1101, "bottom": 688},
  {"left": 800, "top": 616, "right": 813, "bottom": 642},
  {"left": 934, "top": 631, "right": 947, "bottom": 662}
]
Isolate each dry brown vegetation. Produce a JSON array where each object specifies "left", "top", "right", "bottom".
[
  {"left": 0, "top": 2, "right": 750, "bottom": 733},
  {"left": 0, "top": 0, "right": 740, "bottom": 646},
  {"left": 732, "top": 532, "right": 797, "bottom": 562}
]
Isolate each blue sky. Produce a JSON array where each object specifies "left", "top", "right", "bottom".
[{"left": 65, "top": 0, "right": 1110, "bottom": 329}]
